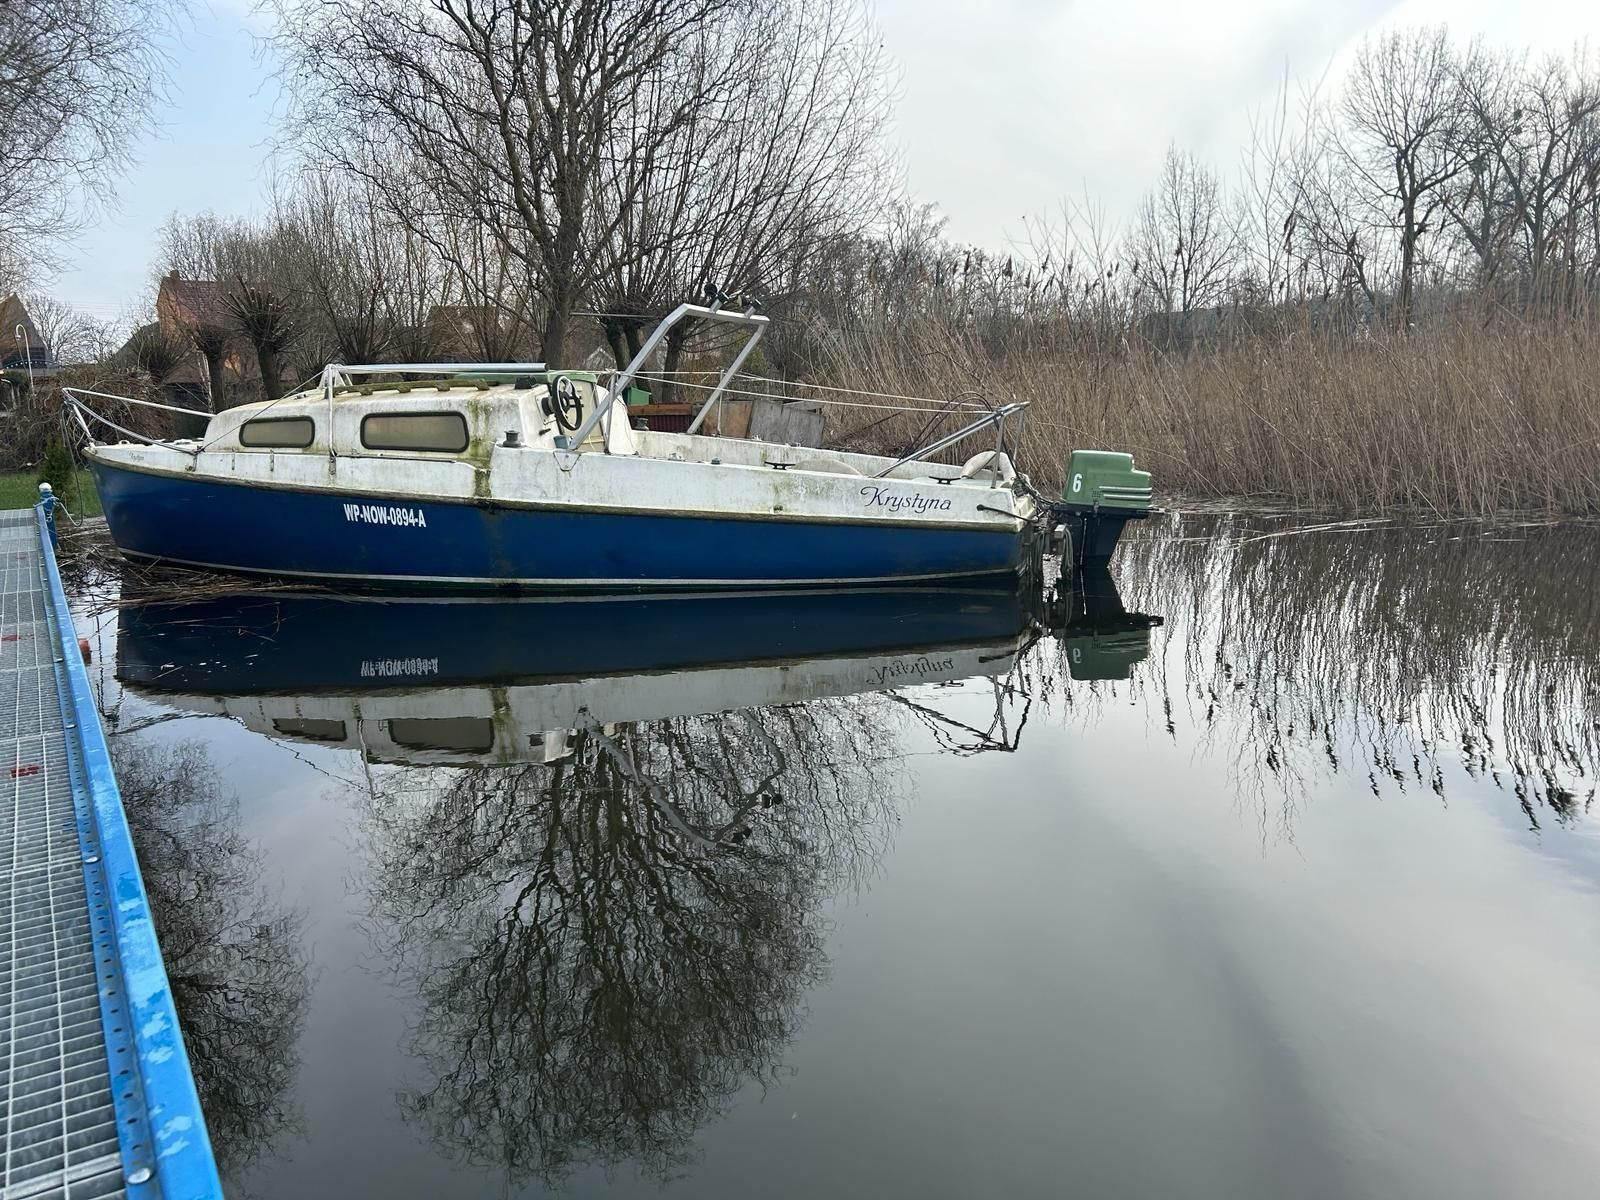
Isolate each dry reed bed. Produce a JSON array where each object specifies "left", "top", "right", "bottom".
[{"left": 819, "top": 320, "right": 1600, "bottom": 517}]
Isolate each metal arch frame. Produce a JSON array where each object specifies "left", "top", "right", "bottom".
[{"left": 558, "top": 302, "right": 770, "bottom": 450}]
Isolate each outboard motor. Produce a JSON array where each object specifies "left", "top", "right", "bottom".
[{"left": 1052, "top": 450, "right": 1154, "bottom": 568}]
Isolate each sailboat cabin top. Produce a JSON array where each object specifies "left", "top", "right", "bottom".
[{"left": 208, "top": 370, "right": 634, "bottom": 458}]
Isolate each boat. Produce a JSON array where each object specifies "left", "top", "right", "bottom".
[{"left": 67, "top": 297, "right": 1154, "bottom": 591}]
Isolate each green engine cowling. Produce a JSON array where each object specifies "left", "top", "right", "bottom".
[
  {"left": 1063, "top": 450, "right": 1152, "bottom": 510},
  {"left": 1054, "top": 450, "right": 1154, "bottom": 567}
]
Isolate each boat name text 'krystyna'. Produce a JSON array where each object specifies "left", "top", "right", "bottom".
[{"left": 859, "top": 486, "right": 953, "bottom": 514}]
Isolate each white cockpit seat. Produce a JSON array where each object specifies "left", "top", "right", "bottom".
[{"left": 959, "top": 450, "right": 1017, "bottom": 484}]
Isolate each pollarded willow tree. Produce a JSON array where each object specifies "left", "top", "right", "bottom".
[{"left": 0, "top": 0, "right": 182, "bottom": 277}]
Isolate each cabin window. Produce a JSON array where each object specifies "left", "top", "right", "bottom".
[
  {"left": 240, "top": 416, "right": 315, "bottom": 448},
  {"left": 388, "top": 717, "right": 495, "bottom": 753},
  {"left": 361, "top": 412, "right": 470, "bottom": 454},
  {"left": 271, "top": 718, "right": 347, "bottom": 742}
]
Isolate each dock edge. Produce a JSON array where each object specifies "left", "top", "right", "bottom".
[{"left": 34, "top": 506, "right": 224, "bottom": 1200}]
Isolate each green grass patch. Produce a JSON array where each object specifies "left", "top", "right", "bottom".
[{"left": 0, "top": 469, "right": 102, "bottom": 517}]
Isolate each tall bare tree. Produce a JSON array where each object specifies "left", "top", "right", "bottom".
[
  {"left": 1127, "top": 146, "right": 1240, "bottom": 340},
  {"left": 0, "top": 0, "right": 181, "bottom": 276},
  {"left": 19, "top": 293, "right": 109, "bottom": 364},
  {"left": 1454, "top": 49, "right": 1600, "bottom": 317},
  {"left": 591, "top": 0, "right": 891, "bottom": 399},
  {"left": 272, "top": 0, "right": 755, "bottom": 364},
  {"left": 1339, "top": 27, "right": 1475, "bottom": 330},
  {"left": 275, "top": 173, "right": 398, "bottom": 363}
]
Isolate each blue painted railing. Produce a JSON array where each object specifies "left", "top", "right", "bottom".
[{"left": 35, "top": 505, "right": 224, "bottom": 1199}]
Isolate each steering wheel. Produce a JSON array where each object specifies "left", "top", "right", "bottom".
[{"left": 549, "top": 375, "right": 585, "bottom": 432}]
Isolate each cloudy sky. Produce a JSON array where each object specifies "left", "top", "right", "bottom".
[{"left": 49, "top": 0, "right": 1595, "bottom": 319}]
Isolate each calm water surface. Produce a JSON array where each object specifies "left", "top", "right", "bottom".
[{"left": 68, "top": 513, "right": 1600, "bottom": 1199}]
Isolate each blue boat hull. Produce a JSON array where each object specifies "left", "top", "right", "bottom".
[{"left": 89, "top": 460, "right": 1029, "bottom": 590}]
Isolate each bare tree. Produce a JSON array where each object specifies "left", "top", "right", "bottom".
[
  {"left": 122, "top": 324, "right": 187, "bottom": 383},
  {"left": 1292, "top": 114, "right": 1383, "bottom": 322},
  {"left": 1338, "top": 27, "right": 1474, "bottom": 330},
  {"left": 1126, "top": 146, "right": 1240, "bottom": 342},
  {"left": 275, "top": 173, "right": 399, "bottom": 363},
  {"left": 591, "top": 0, "right": 892, "bottom": 399},
  {"left": 1454, "top": 48, "right": 1600, "bottom": 317},
  {"left": 225, "top": 281, "right": 300, "bottom": 401},
  {"left": 1024, "top": 189, "right": 1136, "bottom": 351},
  {"left": 20, "top": 293, "right": 109, "bottom": 364},
  {"left": 272, "top": 0, "right": 757, "bottom": 364},
  {"left": 1435, "top": 48, "right": 1518, "bottom": 300},
  {"left": 0, "top": 0, "right": 182, "bottom": 275},
  {"left": 1234, "top": 71, "right": 1330, "bottom": 314},
  {"left": 158, "top": 211, "right": 310, "bottom": 400},
  {"left": 186, "top": 323, "right": 233, "bottom": 409}
]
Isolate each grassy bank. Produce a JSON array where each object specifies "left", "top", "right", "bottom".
[
  {"left": 0, "top": 470, "right": 102, "bottom": 517},
  {"left": 821, "top": 319, "right": 1600, "bottom": 517}
]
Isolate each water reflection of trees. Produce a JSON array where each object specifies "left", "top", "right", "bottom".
[
  {"left": 1098, "top": 515, "right": 1600, "bottom": 834},
  {"left": 363, "top": 696, "right": 906, "bottom": 1185},
  {"left": 111, "top": 737, "right": 311, "bottom": 1179}
]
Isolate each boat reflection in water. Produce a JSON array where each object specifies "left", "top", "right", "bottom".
[
  {"left": 117, "top": 579, "right": 1160, "bottom": 766},
  {"left": 115, "top": 577, "right": 1161, "bottom": 1186}
]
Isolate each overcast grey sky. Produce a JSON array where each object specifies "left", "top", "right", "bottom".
[{"left": 49, "top": 0, "right": 1596, "bottom": 320}]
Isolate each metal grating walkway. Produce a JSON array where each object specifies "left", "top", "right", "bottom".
[
  {"left": 1, "top": 512, "right": 125, "bottom": 1199},
  {"left": 0, "top": 510, "right": 221, "bottom": 1200}
]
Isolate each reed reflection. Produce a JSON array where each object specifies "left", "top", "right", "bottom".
[{"left": 1104, "top": 514, "right": 1600, "bottom": 835}]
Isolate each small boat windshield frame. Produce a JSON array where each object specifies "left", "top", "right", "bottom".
[{"left": 564, "top": 299, "right": 770, "bottom": 450}]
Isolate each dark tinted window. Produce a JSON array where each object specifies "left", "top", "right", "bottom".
[
  {"left": 240, "top": 416, "right": 315, "bottom": 448},
  {"left": 361, "top": 412, "right": 470, "bottom": 453},
  {"left": 388, "top": 717, "right": 495, "bottom": 752},
  {"left": 271, "top": 718, "right": 347, "bottom": 741}
]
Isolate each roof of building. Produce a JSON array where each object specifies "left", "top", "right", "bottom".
[
  {"left": 0, "top": 293, "right": 44, "bottom": 350},
  {"left": 157, "top": 271, "right": 229, "bottom": 328},
  {"left": 0, "top": 293, "right": 59, "bottom": 375}
]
